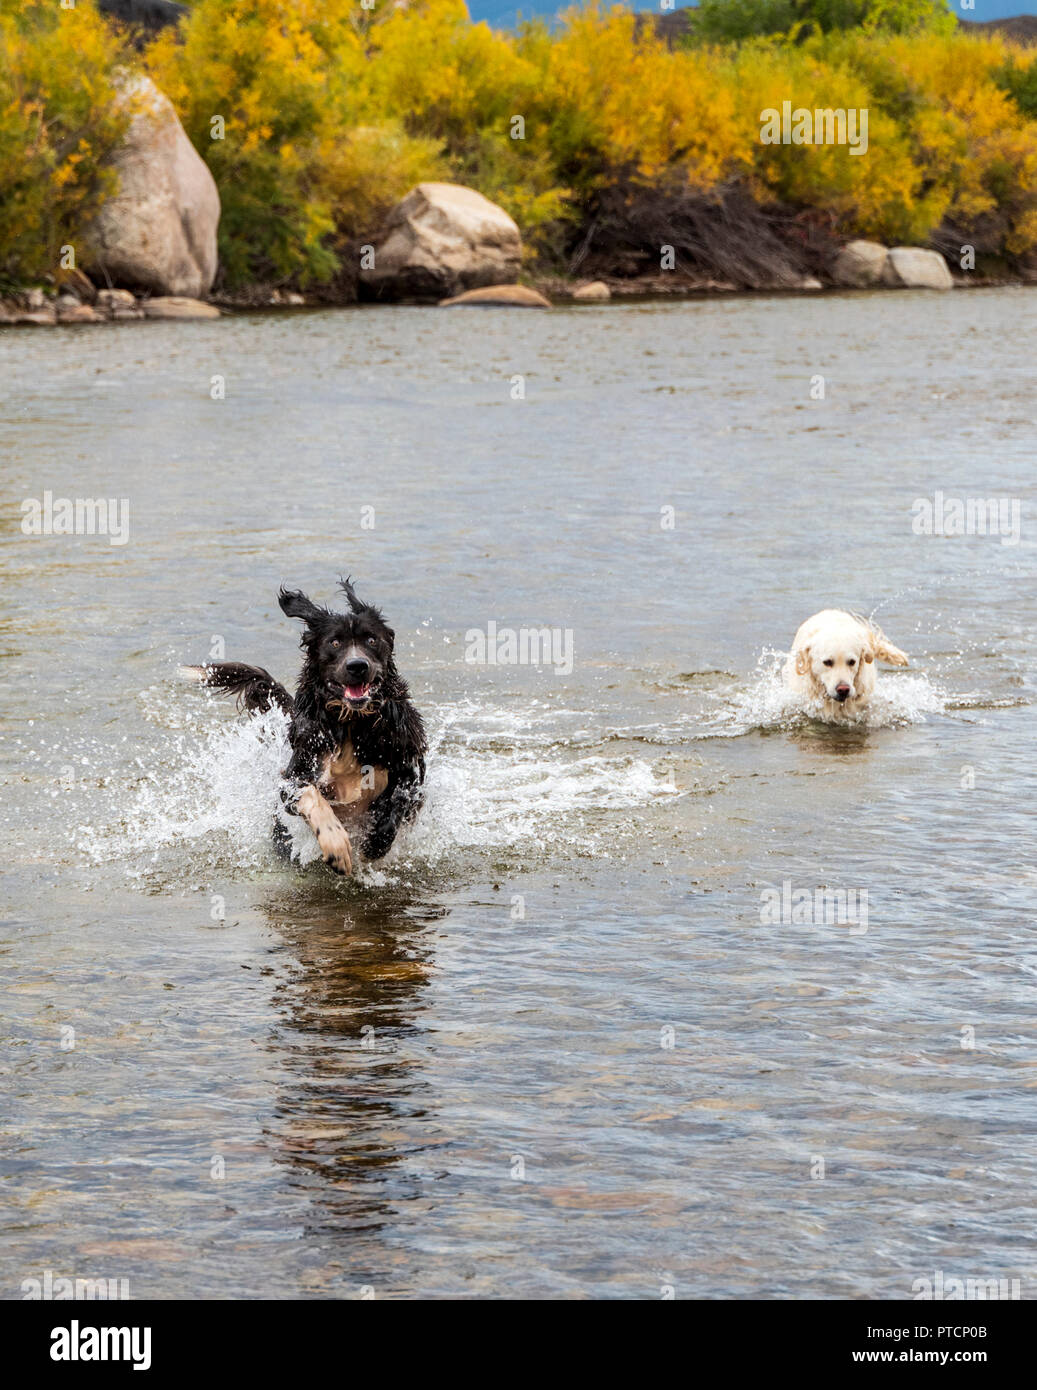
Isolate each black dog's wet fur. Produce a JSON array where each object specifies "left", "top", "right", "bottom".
[{"left": 191, "top": 579, "right": 426, "bottom": 865}]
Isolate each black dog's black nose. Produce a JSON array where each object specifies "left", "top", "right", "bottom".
[{"left": 345, "top": 658, "right": 369, "bottom": 680}]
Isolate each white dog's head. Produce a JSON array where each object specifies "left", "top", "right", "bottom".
[{"left": 794, "top": 610, "right": 908, "bottom": 707}]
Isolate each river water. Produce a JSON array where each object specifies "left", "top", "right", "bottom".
[{"left": 1, "top": 289, "right": 1034, "bottom": 1299}]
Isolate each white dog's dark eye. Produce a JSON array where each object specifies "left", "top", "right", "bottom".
[
  {"left": 848, "top": 658, "right": 855, "bottom": 666},
  {"left": 823, "top": 659, "right": 834, "bottom": 667}
]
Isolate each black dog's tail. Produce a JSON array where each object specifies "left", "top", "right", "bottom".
[{"left": 180, "top": 662, "right": 294, "bottom": 716}]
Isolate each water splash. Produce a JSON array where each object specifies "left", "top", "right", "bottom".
[
  {"left": 76, "top": 705, "right": 291, "bottom": 879},
  {"left": 709, "top": 649, "right": 949, "bottom": 735},
  {"left": 69, "top": 689, "right": 679, "bottom": 887}
]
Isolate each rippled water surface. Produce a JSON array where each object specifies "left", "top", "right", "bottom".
[{"left": 2, "top": 291, "right": 1034, "bottom": 1299}]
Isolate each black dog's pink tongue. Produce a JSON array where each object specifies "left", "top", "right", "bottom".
[{"left": 344, "top": 685, "right": 369, "bottom": 699}]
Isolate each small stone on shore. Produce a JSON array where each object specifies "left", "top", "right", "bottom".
[
  {"left": 140, "top": 296, "right": 221, "bottom": 319},
  {"left": 57, "top": 304, "right": 101, "bottom": 323},
  {"left": 97, "top": 288, "right": 138, "bottom": 310},
  {"left": 572, "top": 280, "right": 611, "bottom": 302},
  {"left": 439, "top": 284, "right": 550, "bottom": 308}
]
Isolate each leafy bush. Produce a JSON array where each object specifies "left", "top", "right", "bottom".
[
  {"left": 691, "top": 0, "right": 956, "bottom": 44},
  {"left": 147, "top": 0, "right": 355, "bottom": 285},
  {"left": 0, "top": 1, "right": 129, "bottom": 287},
  {"left": 823, "top": 29, "right": 1037, "bottom": 256},
  {"left": 349, "top": 0, "right": 571, "bottom": 242},
  {"left": 148, "top": 0, "right": 578, "bottom": 284},
  {"left": 147, "top": 0, "right": 452, "bottom": 285},
  {"left": 994, "top": 50, "right": 1037, "bottom": 121},
  {"left": 4, "top": 0, "right": 1037, "bottom": 289}
]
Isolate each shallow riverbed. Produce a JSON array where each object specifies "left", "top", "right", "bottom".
[{"left": 1, "top": 289, "right": 1034, "bottom": 1298}]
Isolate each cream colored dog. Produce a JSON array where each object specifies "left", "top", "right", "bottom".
[{"left": 783, "top": 609, "right": 909, "bottom": 720}]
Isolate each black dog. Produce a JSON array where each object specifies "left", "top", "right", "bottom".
[{"left": 184, "top": 579, "right": 426, "bottom": 875}]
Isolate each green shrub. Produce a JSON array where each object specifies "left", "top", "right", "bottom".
[{"left": 690, "top": 0, "right": 956, "bottom": 44}]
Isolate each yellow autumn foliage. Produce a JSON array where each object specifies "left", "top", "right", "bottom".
[
  {"left": 0, "top": 1, "right": 128, "bottom": 286},
  {"left": 4, "top": 0, "right": 1037, "bottom": 288},
  {"left": 822, "top": 29, "right": 1037, "bottom": 252}
]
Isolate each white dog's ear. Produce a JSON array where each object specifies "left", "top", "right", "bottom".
[
  {"left": 795, "top": 646, "right": 811, "bottom": 676},
  {"left": 873, "top": 637, "right": 908, "bottom": 666},
  {"left": 863, "top": 649, "right": 874, "bottom": 664},
  {"left": 864, "top": 621, "right": 908, "bottom": 667},
  {"left": 878, "top": 642, "right": 908, "bottom": 666}
]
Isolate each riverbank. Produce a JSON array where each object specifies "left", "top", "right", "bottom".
[
  {"left": 2, "top": 271, "right": 1033, "bottom": 328},
  {"left": 3, "top": 252, "right": 1031, "bottom": 329}
]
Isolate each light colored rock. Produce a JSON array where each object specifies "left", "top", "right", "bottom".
[
  {"left": 439, "top": 284, "right": 550, "bottom": 308},
  {"left": 881, "top": 246, "right": 953, "bottom": 290},
  {"left": 84, "top": 75, "right": 219, "bottom": 298},
  {"left": 141, "top": 296, "right": 221, "bottom": 319},
  {"left": 360, "top": 182, "right": 522, "bottom": 301},
  {"left": 572, "top": 280, "right": 610, "bottom": 302},
  {"left": 96, "top": 288, "right": 138, "bottom": 309},
  {"left": 831, "top": 240, "right": 888, "bottom": 287},
  {"left": 12, "top": 310, "right": 56, "bottom": 326},
  {"left": 798, "top": 276, "right": 823, "bottom": 291},
  {"left": 56, "top": 303, "right": 101, "bottom": 323},
  {"left": 22, "top": 288, "right": 47, "bottom": 310}
]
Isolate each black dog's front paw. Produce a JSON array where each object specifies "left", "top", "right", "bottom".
[{"left": 317, "top": 825, "right": 353, "bottom": 876}]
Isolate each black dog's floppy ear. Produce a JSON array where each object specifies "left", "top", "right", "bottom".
[
  {"left": 338, "top": 575, "right": 364, "bottom": 614},
  {"left": 337, "top": 575, "right": 394, "bottom": 647},
  {"left": 278, "top": 587, "right": 323, "bottom": 628},
  {"left": 338, "top": 575, "right": 393, "bottom": 644}
]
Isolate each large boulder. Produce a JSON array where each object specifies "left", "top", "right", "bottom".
[
  {"left": 881, "top": 247, "right": 954, "bottom": 290},
  {"left": 84, "top": 75, "right": 219, "bottom": 299},
  {"left": 831, "top": 240, "right": 888, "bottom": 287},
  {"left": 359, "top": 182, "right": 522, "bottom": 302}
]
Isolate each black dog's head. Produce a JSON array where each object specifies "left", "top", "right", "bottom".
[{"left": 278, "top": 578, "right": 395, "bottom": 718}]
